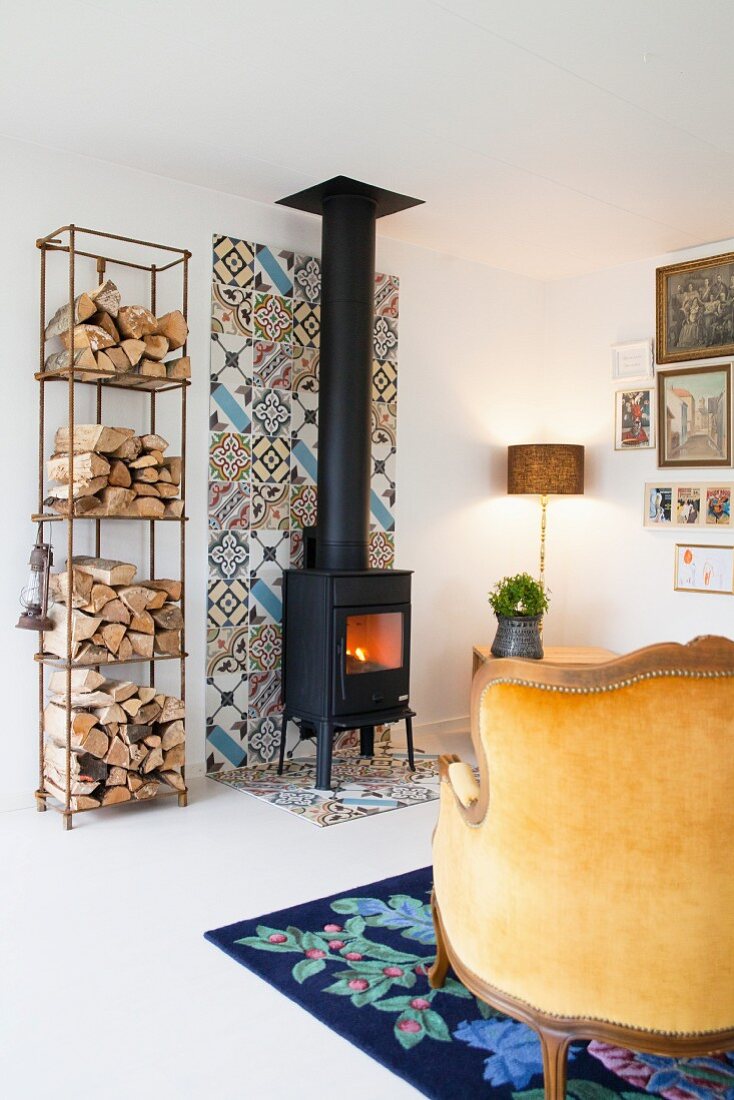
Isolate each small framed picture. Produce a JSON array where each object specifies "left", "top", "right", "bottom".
[
  {"left": 674, "top": 543, "right": 734, "bottom": 594},
  {"left": 706, "top": 486, "right": 731, "bottom": 526},
  {"left": 615, "top": 387, "right": 655, "bottom": 450},
  {"left": 676, "top": 486, "right": 701, "bottom": 526},
  {"left": 657, "top": 363, "right": 732, "bottom": 468},
  {"left": 611, "top": 339, "right": 654, "bottom": 382},
  {"left": 644, "top": 484, "right": 673, "bottom": 526}
]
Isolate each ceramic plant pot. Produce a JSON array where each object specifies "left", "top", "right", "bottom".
[{"left": 490, "top": 614, "right": 544, "bottom": 660}]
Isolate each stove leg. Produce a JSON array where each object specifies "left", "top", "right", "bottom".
[
  {"left": 316, "top": 721, "right": 334, "bottom": 791},
  {"left": 405, "top": 715, "right": 416, "bottom": 771},
  {"left": 277, "top": 713, "right": 288, "bottom": 775},
  {"left": 360, "top": 724, "right": 375, "bottom": 757}
]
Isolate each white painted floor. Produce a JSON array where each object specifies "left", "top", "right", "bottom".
[{"left": 1, "top": 731, "right": 471, "bottom": 1100}]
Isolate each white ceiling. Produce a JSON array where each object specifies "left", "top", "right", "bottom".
[{"left": 2, "top": 0, "right": 734, "bottom": 279}]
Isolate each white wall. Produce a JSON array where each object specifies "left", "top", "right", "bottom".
[
  {"left": 0, "top": 136, "right": 545, "bottom": 804},
  {"left": 543, "top": 242, "right": 734, "bottom": 653}
]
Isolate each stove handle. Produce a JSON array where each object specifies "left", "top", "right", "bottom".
[{"left": 338, "top": 636, "right": 347, "bottom": 701}]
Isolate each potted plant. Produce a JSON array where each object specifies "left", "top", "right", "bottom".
[{"left": 488, "top": 572, "right": 549, "bottom": 659}]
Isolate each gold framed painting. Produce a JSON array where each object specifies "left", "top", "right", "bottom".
[
  {"left": 674, "top": 543, "right": 734, "bottom": 595},
  {"left": 657, "top": 363, "right": 731, "bottom": 468},
  {"left": 656, "top": 251, "right": 734, "bottom": 364}
]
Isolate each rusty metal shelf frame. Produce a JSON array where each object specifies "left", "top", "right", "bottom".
[{"left": 33, "top": 224, "right": 190, "bottom": 829}]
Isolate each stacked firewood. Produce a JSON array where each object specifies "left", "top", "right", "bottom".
[
  {"left": 43, "top": 279, "right": 190, "bottom": 384},
  {"left": 43, "top": 557, "right": 182, "bottom": 664},
  {"left": 44, "top": 426, "right": 183, "bottom": 518},
  {"left": 43, "top": 667, "right": 185, "bottom": 810}
]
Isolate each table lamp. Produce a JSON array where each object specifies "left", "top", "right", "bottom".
[{"left": 507, "top": 444, "right": 585, "bottom": 592}]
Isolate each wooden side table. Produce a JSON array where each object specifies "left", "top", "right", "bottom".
[{"left": 472, "top": 645, "right": 616, "bottom": 678}]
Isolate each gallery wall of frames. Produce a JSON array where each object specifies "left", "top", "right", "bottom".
[{"left": 614, "top": 248, "right": 734, "bottom": 597}]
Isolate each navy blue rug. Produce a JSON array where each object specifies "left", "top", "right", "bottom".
[{"left": 205, "top": 867, "right": 734, "bottom": 1099}]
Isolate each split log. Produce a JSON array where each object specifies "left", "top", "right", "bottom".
[
  {"left": 155, "top": 310, "right": 188, "bottom": 350},
  {"left": 90, "top": 311, "right": 120, "bottom": 342},
  {"left": 89, "top": 279, "right": 121, "bottom": 317},
  {"left": 73, "top": 557, "right": 137, "bottom": 586},
  {"left": 162, "top": 744, "right": 185, "bottom": 770},
  {"left": 94, "top": 702, "right": 128, "bottom": 725},
  {"left": 47, "top": 452, "right": 110, "bottom": 483},
  {"left": 156, "top": 467, "right": 172, "bottom": 484},
  {"left": 136, "top": 701, "right": 162, "bottom": 725},
  {"left": 119, "top": 723, "right": 149, "bottom": 744},
  {"left": 101, "top": 785, "right": 132, "bottom": 806},
  {"left": 48, "top": 569, "right": 94, "bottom": 609},
  {"left": 132, "top": 466, "right": 160, "bottom": 483},
  {"left": 43, "top": 606, "right": 102, "bottom": 659},
  {"left": 94, "top": 350, "right": 116, "bottom": 375},
  {"left": 122, "top": 697, "right": 143, "bottom": 718},
  {"left": 108, "top": 435, "right": 142, "bottom": 462},
  {"left": 135, "top": 780, "right": 159, "bottom": 800},
  {"left": 117, "top": 305, "right": 157, "bottom": 339},
  {"left": 60, "top": 324, "right": 115, "bottom": 352},
  {"left": 128, "top": 772, "right": 145, "bottom": 793},
  {"left": 100, "top": 623, "right": 127, "bottom": 655},
  {"left": 46, "top": 476, "right": 109, "bottom": 501},
  {"left": 129, "top": 454, "right": 159, "bottom": 470},
  {"left": 160, "top": 720, "right": 185, "bottom": 749},
  {"left": 127, "top": 497, "right": 165, "bottom": 518},
  {"left": 107, "top": 766, "right": 128, "bottom": 786},
  {"left": 117, "top": 635, "right": 134, "bottom": 662},
  {"left": 144, "top": 578, "right": 182, "bottom": 601},
  {"left": 48, "top": 667, "right": 105, "bottom": 694},
  {"left": 48, "top": 689, "right": 114, "bottom": 708},
  {"left": 155, "top": 483, "right": 179, "bottom": 500},
  {"left": 142, "top": 589, "right": 167, "bottom": 610},
  {"left": 87, "top": 583, "right": 117, "bottom": 613},
  {"left": 159, "top": 696, "right": 185, "bottom": 724},
  {"left": 55, "top": 425, "right": 134, "bottom": 455},
  {"left": 117, "top": 585, "right": 156, "bottom": 615},
  {"left": 143, "top": 746, "right": 164, "bottom": 772},
  {"left": 44, "top": 741, "right": 108, "bottom": 783},
  {"left": 136, "top": 358, "right": 166, "bottom": 379},
  {"left": 129, "top": 610, "right": 155, "bottom": 634},
  {"left": 74, "top": 642, "right": 113, "bottom": 666},
  {"left": 158, "top": 769, "right": 185, "bottom": 792},
  {"left": 95, "top": 487, "right": 136, "bottom": 514},
  {"left": 164, "top": 500, "right": 185, "bottom": 519},
  {"left": 43, "top": 780, "right": 100, "bottom": 811},
  {"left": 104, "top": 680, "right": 138, "bottom": 703},
  {"left": 47, "top": 495, "right": 101, "bottom": 517},
  {"left": 44, "top": 348, "right": 100, "bottom": 375},
  {"left": 141, "top": 433, "right": 168, "bottom": 452},
  {"left": 127, "top": 632, "right": 154, "bottom": 659},
  {"left": 132, "top": 484, "right": 160, "bottom": 498},
  {"left": 143, "top": 334, "right": 169, "bottom": 361},
  {"left": 151, "top": 604, "right": 184, "bottom": 631},
  {"left": 144, "top": 733, "right": 162, "bottom": 749},
  {"left": 154, "top": 630, "right": 181, "bottom": 656},
  {"left": 43, "top": 702, "right": 99, "bottom": 743},
  {"left": 105, "top": 738, "right": 130, "bottom": 769},
  {"left": 104, "top": 346, "right": 131, "bottom": 373},
  {"left": 137, "top": 687, "right": 157, "bottom": 704},
  {"left": 44, "top": 765, "right": 99, "bottom": 798},
  {"left": 165, "top": 355, "right": 191, "bottom": 380},
  {"left": 98, "top": 598, "right": 130, "bottom": 626},
  {"left": 120, "top": 338, "right": 146, "bottom": 367},
  {"left": 108, "top": 459, "right": 132, "bottom": 488},
  {"left": 44, "top": 293, "right": 96, "bottom": 340}
]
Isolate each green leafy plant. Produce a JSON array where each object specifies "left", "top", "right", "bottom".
[{"left": 488, "top": 573, "right": 549, "bottom": 619}]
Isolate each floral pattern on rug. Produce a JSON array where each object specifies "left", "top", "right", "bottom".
[
  {"left": 205, "top": 868, "right": 734, "bottom": 1100},
  {"left": 208, "top": 749, "right": 439, "bottom": 827}
]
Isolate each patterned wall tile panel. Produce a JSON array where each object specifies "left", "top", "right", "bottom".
[{"left": 207, "top": 237, "right": 399, "bottom": 772}]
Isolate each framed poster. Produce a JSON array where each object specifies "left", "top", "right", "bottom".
[
  {"left": 615, "top": 387, "right": 655, "bottom": 450},
  {"left": 611, "top": 340, "right": 654, "bottom": 382},
  {"left": 657, "top": 364, "right": 731, "bottom": 468},
  {"left": 643, "top": 481, "right": 734, "bottom": 528},
  {"left": 674, "top": 543, "right": 734, "bottom": 594},
  {"left": 657, "top": 250, "right": 734, "bottom": 364}
]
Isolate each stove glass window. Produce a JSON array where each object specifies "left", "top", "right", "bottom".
[{"left": 345, "top": 612, "right": 403, "bottom": 674}]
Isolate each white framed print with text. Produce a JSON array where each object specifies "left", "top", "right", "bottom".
[{"left": 611, "top": 339, "right": 654, "bottom": 383}]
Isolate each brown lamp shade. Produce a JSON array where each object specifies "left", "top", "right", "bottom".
[{"left": 507, "top": 444, "right": 585, "bottom": 496}]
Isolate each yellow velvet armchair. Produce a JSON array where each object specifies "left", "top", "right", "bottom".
[{"left": 429, "top": 636, "right": 734, "bottom": 1100}]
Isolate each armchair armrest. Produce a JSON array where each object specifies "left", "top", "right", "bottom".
[{"left": 438, "top": 753, "right": 483, "bottom": 819}]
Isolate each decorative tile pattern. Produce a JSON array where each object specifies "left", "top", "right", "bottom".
[
  {"left": 254, "top": 245, "right": 294, "bottom": 296},
  {"left": 209, "top": 748, "right": 439, "bottom": 827},
  {"left": 209, "top": 480, "right": 249, "bottom": 530},
  {"left": 291, "top": 301, "right": 321, "bottom": 347},
  {"left": 253, "top": 293, "right": 292, "bottom": 342},
  {"left": 293, "top": 254, "right": 321, "bottom": 303},
  {"left": 375, "top": 273, "right": 400, "bottom": 318},
  {"left": 211, "top": 282, "right": 253, "bottom": 338},
  {"left": 209, "top": 432, "right": 251, "bottom": 482},
  {"left": 209, "top": 528, "right": 249, "bottom": 581},
  {"left": 213, "top": 236, "right": 255, "bottom": 288},
  {"left": 208, "top": 235, "right": 399, "bottom": 765},
  {"left": 251, "top": 387, "right": 291, "bottom": 438},
  {"left": 252, "top": 341, "right": 291, "bottom": 390}
]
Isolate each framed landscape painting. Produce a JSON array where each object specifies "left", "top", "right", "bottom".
[
  {"left": 657, "top": 250, "right": 734, "bottom": 363},
  {"left": 657, "top": 364, "right": 731, "bottom": 468},
  {"left": 674, "top": 543, "right": 734, "bottom": 595},
  {"left": 615, "top": 387, "right": 654, "bottom": 450}
]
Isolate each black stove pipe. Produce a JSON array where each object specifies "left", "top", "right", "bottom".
[{"left": 316, "top": 192, "right": 376, "bottom": 570}]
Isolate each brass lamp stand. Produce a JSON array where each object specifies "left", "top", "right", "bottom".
[{"left": 507, "top": 444, "right": 585, "bottom": 596}]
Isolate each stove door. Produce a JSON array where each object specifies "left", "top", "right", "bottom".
[{"left": 333, "top": 603, "right": 411, "bottom": 715}]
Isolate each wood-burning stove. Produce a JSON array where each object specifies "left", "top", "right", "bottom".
[{"left": 276, "top": 176, "right": 423, "bottom": 789}]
